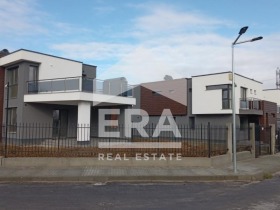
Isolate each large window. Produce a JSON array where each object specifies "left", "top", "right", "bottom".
[
  {"left": 240, "top": 87, "right": 247, "bottom": 99},
  {"left": 222, "top": 88, "right": 232, "bottom": 109},
  {"left": 29, "top": 65, "right": 38, "bottom": 81},
  {"left": 28, "top": 65, "right": 39, "bottom": 93},
  {"left": 7, "top": 67, "right": 18, "bottom": 98},
  {"left": 240, "top": 87, "right": 248, "bottom": 109},
  {"left": 7, "top": 107, "right": 17, "bottom": 132}
]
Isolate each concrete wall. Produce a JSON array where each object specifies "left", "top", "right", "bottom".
[
  {"left": 192, "top": 72, "right": 263, "bottom": 114},
  {"left": 263, "top": 89, "right": 280, "bottom": 104},
  {"left": 0, "top": 152, "right": 254, "bottom": 168},
  {"left": 0, "top": 50, "right": 83, "bottom": 80}
]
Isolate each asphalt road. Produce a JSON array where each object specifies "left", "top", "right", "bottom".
[{"left": 1, "top": 175, "right": 280, "bottom": 210}]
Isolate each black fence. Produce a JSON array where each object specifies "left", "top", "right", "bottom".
[{"left": 0, "top": 123, "right": 229, "bottom": 158}]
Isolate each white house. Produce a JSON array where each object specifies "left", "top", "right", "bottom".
[{"left": 0, "top": 49, "right": 136, "bottom": 141}]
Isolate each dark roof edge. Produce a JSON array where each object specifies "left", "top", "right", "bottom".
[
  {"left": 192, "top": 71, "right": 262, "bottom": 84},
  {"left": 83, "top": 63, "right": 97, "bottom": 68}
]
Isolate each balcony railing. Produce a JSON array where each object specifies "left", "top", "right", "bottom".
[
  {"left": 27, "top": 77, "right": 134, "bottom": 97},
  {"left": 240, "top": 98, "right": 261, "bottom": 110}
]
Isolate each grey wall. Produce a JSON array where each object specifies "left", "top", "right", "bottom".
[{"left": 82, "top": 64, "right": 96, "bottom": 79}]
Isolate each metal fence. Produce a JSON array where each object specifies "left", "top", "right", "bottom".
[{"left": 0, "top": 123, "right": 229, "bottom": 158}]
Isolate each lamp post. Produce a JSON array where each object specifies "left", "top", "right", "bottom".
[
  {"left": 4, "top": 82, "right": 9, "bottom": 158},
  {"left": 232, "top": 26, "right": 263, "bottom": 173}
]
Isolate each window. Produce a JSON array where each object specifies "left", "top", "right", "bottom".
[
  {"left": 169, "top": 90, "right": 175, "bottom": 94},
  {"left": 7, "top": 67, "right": 18, "bottom": 98},
  {"left": 254, "top": 90, "right": 256, "bottom": 95},
  {"left": 28, "top": 65, "right": 39, "bottom": 93},
  {"left": 29, "top": 65, "right": 38, "bottom": 81},
  {"left": 240, "top": 87, "right": 247, "bottom": 99},
  {"left": 7, "top": 107, "right": 17, "bottom": 132},
  {"left": 250, "top": 89, "right": 252, "bottom": 94},
  {"left": 222, "top": 88, "right": 232, "bottom": 109}
]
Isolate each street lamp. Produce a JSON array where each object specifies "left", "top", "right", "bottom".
[{"left": 232, "top": 26, "right": 263, "bottom": 173}]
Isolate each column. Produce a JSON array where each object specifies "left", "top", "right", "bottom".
[{"left": 77, "top": 101, "right": 91, "bottom": 141}]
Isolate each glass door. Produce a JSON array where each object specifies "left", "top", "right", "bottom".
[{"left": 52, "top": 109, "right": 68, "bottom": 138}]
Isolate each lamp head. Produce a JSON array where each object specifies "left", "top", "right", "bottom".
[
  {"left": 251, "top": 36, "right": 263, "bottom": 42},
  {"left": 239, "top": 26, "right": 248, "bottom": 35}
]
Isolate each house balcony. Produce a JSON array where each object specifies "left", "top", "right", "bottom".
[
  {"left": 27, "top": 77, "right": 134, "bottom": 97},
  {"left": 239, "top": 98, "right": 263, "bottom": 115},
  {"left": 24, "top": 77, "right": 136, "bottom": 106}
]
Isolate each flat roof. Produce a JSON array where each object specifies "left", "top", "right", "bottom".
[
  {"left": 3, "top": 49, "right": 96, "bottom": 67},
  {"left": 192, "top": 71, "right": 262, "bottom": 84}
]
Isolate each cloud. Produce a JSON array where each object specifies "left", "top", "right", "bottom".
[
  {"left": 0, "top": 0, "right": 93, "bottom": 40},
  {"left": 51, "top": 42, "right": 134, "bottom": 61},
  {"left": 133, "top": 5, "right": 231, "bottom": 35},
  {"left": 0, "top": 0, "right": 47, "bottom": 35},
  {"left": 51, "top": 5, "right": 280, "bottom": 89}
]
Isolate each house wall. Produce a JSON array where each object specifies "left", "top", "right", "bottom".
[
  {"left": 263, "top": 89, "right": 280, "bottom": 104},
  {"left": 82, "top": 64, "right": 96, "bottom": 79},
  {"left": 0, "top": 50, "right": 83, "bottom": 80},
  {"left": 140, "top": 78, "right": 187, "bottom": 116},
  {"left": 259, "top": 100, "right": 277, "bottom": 127},
  {"left": 192, "top": 72, "right": 263, "bottom": 115}
]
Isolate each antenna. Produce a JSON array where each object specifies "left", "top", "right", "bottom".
[{"left": 277, "top": 67, "right": 280, "bottom": 89}]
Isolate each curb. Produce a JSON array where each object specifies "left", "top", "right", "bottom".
[{"left": 0, "top": 173, "right": 265, "bottom": 183}]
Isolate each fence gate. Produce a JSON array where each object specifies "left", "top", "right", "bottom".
[
  {"left": 255, "top": 125, "right": 271, "bottom": 157},
  {"left": 276, "top": 129, "right": 280, "bottom": 153}
]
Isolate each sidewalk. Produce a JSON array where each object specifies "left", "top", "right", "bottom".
[{"left": 1, "top": 155, "right": 280, "bottom": 182}]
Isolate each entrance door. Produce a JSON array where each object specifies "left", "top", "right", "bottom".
[{"left": 52, "top": 109, "right": 68, "bottom": 138}]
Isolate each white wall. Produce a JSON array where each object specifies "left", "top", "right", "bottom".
[
  {"left": 0, "top": 50, "right": 83, "bottom": 80},
  {"left": 192, "top": 72, "right": 263, "bottom": 114},
  {"left": 263, "top": 90, "right": 280, "bottom": 106}
]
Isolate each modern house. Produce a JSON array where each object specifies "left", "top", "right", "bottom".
[
  {"left": 0, "top": 48, "right": 277, "bottom": 143},
  {"left": 192, "top": 72, "right": 277, "bottom": 128},
  {"left": 263, "top": 89, "right": 280, "bottom": 128},
  {"left": 0, "top": 49, "right": 136, "bottom": 141},
  {"left": 134, "top": 72, "right": 277, "bottom": 129}
]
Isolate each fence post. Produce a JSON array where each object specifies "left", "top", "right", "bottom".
[
  {"left": 270, "top": 124, "right": 276, "bottom": 155},
  {"left": 4, "top": 124, "right": 8, "bottom": 158},
  {"left": 249, "top": 123, "right": 256, "bottom": 158},
  {"left": 207, "top": 122, "right": 211, "bottom": 158},
  {"left": 58, "top": 122, "right": 60, "bottom": 153},
  {"left": 226, "top": 123, "right": 232, "bottom": 160}
]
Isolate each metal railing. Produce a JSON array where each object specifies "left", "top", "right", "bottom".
[
  {"left": 239, "top": 98, "right": 261, "bottom": 110},
  {"left": 0, "top": 123, "right": 228, "bottom": 158},
  {"left": 27, "top": 77, "right": 134, "bottom": 97}
]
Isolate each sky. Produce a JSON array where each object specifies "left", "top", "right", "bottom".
[{"left": 1, "top": 0, "right": 280, "bottom": 88}]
